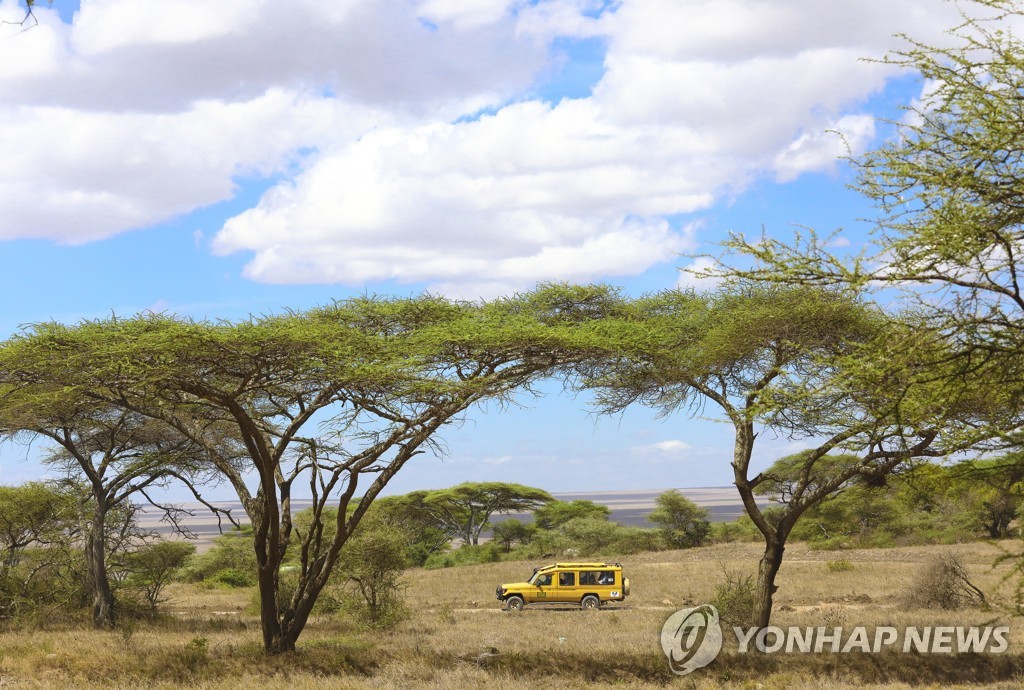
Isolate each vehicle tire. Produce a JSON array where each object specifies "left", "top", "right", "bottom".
[
  {"left": 505, "top": 596, "right": 525, "bottom": 612},
  {"left": 581, "top": 595, "right": 601, "bottom": 610}
]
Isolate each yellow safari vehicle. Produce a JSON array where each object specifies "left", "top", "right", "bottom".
[{"left": 496, "top": 562, "right": 630, "bottom": 611}]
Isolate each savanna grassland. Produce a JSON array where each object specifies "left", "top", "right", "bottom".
[{"left": 1, "top": 541, "right": 1023, "bottom": 689}]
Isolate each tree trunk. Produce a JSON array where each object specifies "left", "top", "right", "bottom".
[
  {"left": 753, "top": 536, "right": 785, "bottom": 629},
  {"left": 257, "top": 562, "right": 293, "bottom": 653},
  {"left": 86, "top": 506, "right": 115, "bottom": 629}
]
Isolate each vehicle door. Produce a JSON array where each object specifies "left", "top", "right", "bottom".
[
  {"left": 531, "top": 572, "right": 554, "bottom": 603},
  {"left": 555, "top": 570, "right": 578, "bottom": 603}
]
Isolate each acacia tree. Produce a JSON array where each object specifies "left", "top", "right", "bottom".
[
  {"left": 0, "top": 383, "right": 231, "bottom": 628},
  {"left": 581, "top": 284, "right": 1001, "bottom": 628},
  {"left": 5, "top": 287, "right": 602, "bottom": 652},
  {"left": 648, "top": 490, "right": 711, "bottom": 549},
  {"left": 712, "top": 0, "right": 1024, "bottom": 404},
  {"left": 532, "top": 499, "right": 610, "bottom": 530},
  {"left": 406, "top": 482, "right": 554, "bottom": 545},
  {"left": 947, "top": 455, "right": 1024, "bottom": 537}
]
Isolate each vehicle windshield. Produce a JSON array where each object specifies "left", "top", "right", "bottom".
[{"left": 529, "top": 571, "right": 552, "bottom": 586}]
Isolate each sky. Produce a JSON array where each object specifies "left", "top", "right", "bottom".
[{"left": 0, "top": 0, "right": 981, "bottom": 497}]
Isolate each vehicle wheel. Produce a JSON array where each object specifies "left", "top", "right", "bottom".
[
  {"left": 581, "top": 595, "right": 601, "bottom": 610},
  {"left": 505, "top": 596, "right": 525, "bottom": 612}
]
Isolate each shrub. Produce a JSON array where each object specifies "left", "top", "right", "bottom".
[
  {"left": 902, "top": 553, "right": 988, "bottom": 610},
  {"left": 711, "top": 518, "right": 761, "bottom": 543},
  {"left": 424, "top": 543, "right": 503, "bottom": 569},
  {"left": 490, "top": 519, "right": 535, "bottom": 552},
  {"left": 826, "top": 559, "right": 854, "bottom": 573},
  {"left": 125, "top": 541, "right": 196, "bottom": 608},
  {"left": 212, "top": 567, "right": 256, "bottom": 588},
  {"left": 712, "top": 569, "right": 756, "bottom": 626},
  {"left": 180, "top": 528, "right": 256, "bottom": 587},
  {"left": 335, "top": 515, "right": 410, "bottom": 628}
]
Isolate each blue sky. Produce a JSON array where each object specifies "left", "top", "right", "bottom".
[{"left": 0, "top": 0, "right": 973, "bottom": 497}]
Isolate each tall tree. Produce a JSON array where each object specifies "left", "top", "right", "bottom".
[
  {"left": 407, "top": 482, "right": 554, "bottom": 545},
  {"left": 1, "top": 287, "right": 601, "bottom": 652},
  {"left": 581, "top": 284, "right": 1001, "bottom": 627},
  {"left": 0, "top": 387, "right": 229, "bottom": 628}
]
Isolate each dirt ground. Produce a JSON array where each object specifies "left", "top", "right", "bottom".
[{"left": 1, "top": 540, "right": 1022, "bottom": 688}]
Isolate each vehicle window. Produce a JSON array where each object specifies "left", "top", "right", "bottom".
[
  {"left": 535, "top": 574, "right": 552, "bottom": 586},
  {"left": 580, "top": 571, "right": 598, "bottom": 585},
  {"left": 559, "top": 572, "right": 575, "bottom": 587},
  {"left": 597, "top": 571, "right": 614, "bottom": 585}
]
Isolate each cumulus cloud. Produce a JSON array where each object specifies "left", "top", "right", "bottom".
[
  {"left": 0, "top": 0, "right": 970, "bottom": 290},
  {"left": 0, "top": 89, "right": 361, "bottom": 241}
]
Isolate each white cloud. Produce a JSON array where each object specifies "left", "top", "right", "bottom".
[
  {"left": 635, "top": 439, "right": 692, "bottom": 455},
  {"left": 418, "top": 0, "right": 517, "bottom": 30},
  {"left": 0, "top": 0, "right": 974, "bottom": 291},
  {"left": 773, "top": 115, "right": 876, "bottom": 182},
  {"left": 0, "top": 90, "right": 362, "bottom": 242},
  {"left": 677, "top": 256, "right": 723, "bottom": 292}
]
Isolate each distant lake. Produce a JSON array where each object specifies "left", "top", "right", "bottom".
[{"left": 137, "top": 486, "right": 767, "bottom": 551}]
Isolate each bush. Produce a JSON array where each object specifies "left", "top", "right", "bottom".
[
  {"left": 902, "top": 553, "right": 987, "bottom": 610},
  {"left": 490, "top": 519, "right": 535, "bottom": 552},
  {"left": 712, "top": 569, "right": 756, "bottom": 626},
  {"left": 826, "top": 559, "right": 853, "bottom": 573},
  {"left": 211, "top": 567, "right": 256, "bottom": 588},
  {"left": 180, "top": 528, "right": 257, "bottom": 587},
  {"left": 125, "top": 541, "right": 196, "bottom": 608},
  {"left": 335, "top": 515, "right": 410, "bottom": 628},
  {"left": 711, "top": 518, "right": 761, "bottom": 543},
  {"left": 424, "top": 543, "right": 503, "bottom": 569},
  {"left": 536, "top": 517, "right": 664, "bottom": 556}
]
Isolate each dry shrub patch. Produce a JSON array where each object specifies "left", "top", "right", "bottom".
[{"left": 902, "top": 553, "right": 988, "bottom": 610}]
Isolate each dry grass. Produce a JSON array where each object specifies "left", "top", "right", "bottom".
[{"left": 0, "top": 540, "right": 1022, "bottom": 688}]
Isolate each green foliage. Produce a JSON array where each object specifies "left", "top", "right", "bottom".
[
  {"left": 0, "top": 482, "right": 76, "bottom": 561},
  {"left": 410, "top": 482, "right": 554, "bottom": 546},
  {"left": 710, "top": 518, "right": 761, "bottom": 543},
  {"left": 712, "top": 569, "right": 757, "bottom": 626},
  {"left": 520, "top": 517, "right": 663, "bottom": 558},
  {"left": 532, "top": 500, "right": 610, "bottom": 530},
  {"left": 647, "top": 490, "right": 711, "bottom": 549},
  {"left": 490, "top": 519, "right": 535, "bottom": 553},
  {"left": 0, "top": 482, "right": 85, "bottom": 619},
  {"left": 365, "top": 496, "right": 453, "bottom": 566},
  {"left": 423, "top": 542, "right": 504, "bottom": 569},
  {"left": 781, "top": 459, "right": 1024, "bottom": 550},
  {"left": 181, "top": 528, "right": 256, "bottom": 588},
  {"left": 125, "top": 541, "right": 196, "bottom": 609},
  {"left": 335, "top": 514, "right": 410, "bottom": 628}
]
